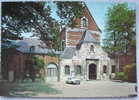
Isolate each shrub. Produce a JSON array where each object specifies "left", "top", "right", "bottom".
[
  {"left": 32, "top": 56, "right": 45, "bottom": 69},
  {"left": 32, "top": 56, "right": 45, "bottom": 80},
  {"left": 123, "top": 63, "right": 136, "bottom": 82},
  {"left": 115, "top": 72, "right": 125, "bottom": 80}
]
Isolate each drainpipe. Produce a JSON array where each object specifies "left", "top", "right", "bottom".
[
  {"left": 117, "top": 55, "right": 120, "bottom": 72},
  {"left": 0, "top": 58, "right": 2, "bottom": 79},
  {"left": 57, "top": 55, "right": 60, "bottom": 82}
]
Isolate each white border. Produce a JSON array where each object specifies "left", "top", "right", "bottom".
[{"left": 0, "top": 0, "right": 138, "bottom": 100}]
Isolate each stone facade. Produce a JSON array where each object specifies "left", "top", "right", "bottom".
[
  {"left": 60, "top": 42, "right": 115, "bottom": 81},
  {"left": 60, "top": 5, "right": 116, "bottom": 81}
]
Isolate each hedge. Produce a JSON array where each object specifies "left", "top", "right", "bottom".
[
  {"left": 115, "top": 72, "right": 125, "bottom": 80},
  {"left": 123, "top": 63, "right": 136, "bottom": 82}
]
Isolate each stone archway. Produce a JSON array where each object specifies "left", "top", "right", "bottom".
[
  {"left": 46, "top": 63, "right": 58, "bottom": 81},
  {"left": 89, "top": 63, "right": 97, "bottom": 80}
]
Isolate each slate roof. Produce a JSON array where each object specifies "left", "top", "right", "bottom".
[
  {"left": 76, "top": 30, "right": 99, "bottom": 50},
  {"left": 84, "top": 30, "right": 99, "bottom": 43},
  {"left": 60, "top": 47, "right": 76, "bottom": 59},
  {"left": 61, "top": 30, "right": 100, "bottom": 59},
  {"left": 6, "top": 38, "right": 62, "bottom": 55}
]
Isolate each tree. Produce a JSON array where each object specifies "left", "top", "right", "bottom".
[
  {"left": 1, "top": 1, "right": 84, "bottom": 80},
  {"left": 2, "top": 1, "right": 84, "bottom": 50},
  {"left": 32, "top": 56, "right": 45, "bottom": 81},
  {"left": 103, "top": 3, "right": 135, "bottom": 57},
  {"left": 55, "top": 1, "right": 84, "bottom": 28}
]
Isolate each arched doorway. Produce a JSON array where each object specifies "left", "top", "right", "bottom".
[
  {"left": 89, "top": 63, "right": 97, "bottom": 80},
  {"left": 46, "top": 63, "right": 58, "bottom": 81}
]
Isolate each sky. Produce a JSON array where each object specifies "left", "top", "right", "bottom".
[
  {"left": 21, "top": 1, "right": 136, "bottom": 39},
  {"left": 85, "top": 1, "right": 136, "bottom": 39}
]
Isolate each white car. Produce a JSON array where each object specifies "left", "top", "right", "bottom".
[{"left": 66, "top": 77, "right": 80, "bottom": 85}]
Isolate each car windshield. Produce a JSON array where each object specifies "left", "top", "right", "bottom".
[{"left": 68, "top": 77, "right": 75, "bottom": 80}]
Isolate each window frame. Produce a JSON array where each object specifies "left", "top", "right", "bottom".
[
  {"left": 112, "top": 65, "right": 116, "bottom": 73},
  {"left": 75, "top": 65, "right": 82, "bottom": 75},
  {"left": 81, "top": 17, "right": 88, "bottom": 28},
  {"left": 47, "top": 68, "right": 57, "bottom": 77},
  {"left": 90, "top": 45, "right": 94, "bottom": 52},
  {"left": 65, "top": 65, "right": 70, "bottom": 75}
]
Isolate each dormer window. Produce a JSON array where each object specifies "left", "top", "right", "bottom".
[
  {"left": 81, "top": 17, "right": 88, "bottom": 28},
  {"left": 30, "top": 46, "right": 35, "bottom": 52}
]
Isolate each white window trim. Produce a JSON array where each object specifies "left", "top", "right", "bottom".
[{"left": 81, "top": 16, "right": 88, "bottom": 28}]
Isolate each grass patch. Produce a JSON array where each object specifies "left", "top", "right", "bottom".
[{"left": 9, "top": 79, "right": 61, "bottom": 97}]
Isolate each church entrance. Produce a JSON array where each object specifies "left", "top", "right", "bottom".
[{"left": 89, "top": 63, "right": 97, "bottom": 80}]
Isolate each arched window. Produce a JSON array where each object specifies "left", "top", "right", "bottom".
[
  {"left": 103, "top": 65, "right": 107, "bottom": 73},
  {"left": 83, "top": 18, "right": 87, "bottom": 27},
  {"left": 65, "top": 65, "right": 70, "bottom": 75},
  {"left": 47, "top": 63, "right": 57, "bottom": 77},
  {"left": 81, "top": 17, "right": 88, "bottom": 28},
  {"left": 90, "top": 45, "right": 94, "bottom": 52},
  {"left": 75, "top": 65, "right": 82, "bottom": 75}
]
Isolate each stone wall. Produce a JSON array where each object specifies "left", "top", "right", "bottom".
[{"left": 60, "top": 42, "right": 114, "bottom": 81}]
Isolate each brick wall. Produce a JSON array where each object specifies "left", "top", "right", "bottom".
[
  {"left": 5, "top": 50, "right": 59, "bottom": 80},
  {"left": 74, "top": 7, "right": 100, "bottom": 31},
  {"left": 119, "top": 47, "right": 136, "bottom": 71},
  {"left": 66, "top": 6, "right": 100, "bottom": 47},
  {"left": 67, "top": 31, "right": 84, "bottom": 46},
  {"left": 6, "top": 51, "right": 27, "bottom": 79},
  {"left": 35, "top": 55, "right": 59, "bottom": 65}
]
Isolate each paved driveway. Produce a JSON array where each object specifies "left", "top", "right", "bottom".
[{"left": 36, "top": 80, "right": 137, "bottom": 98}]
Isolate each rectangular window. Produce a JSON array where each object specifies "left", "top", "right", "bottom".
[
  {"left": 65, "top": 65, "right": 70, "bottom": 75},
  {"left": 112, "top": 65, "right": 116, "bottom": 73},
  {"left": 75, "top": 65, "right": 82, "bottom": 75}
]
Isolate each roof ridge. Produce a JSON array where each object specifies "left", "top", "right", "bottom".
[
  {"left": 84, "top": 4, "right": 102, "bottom": 32},
  {"left": 76, "top": 30, "right": 87, "bottom": 50}
]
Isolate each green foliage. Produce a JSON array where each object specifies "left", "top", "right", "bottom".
[
  {"left": 31, "top": 56, "right": 45, "bottom": 80},
  {"left": 2, "top": 2, "right": 84, "bottom": 52},
  {"left": 123, "top": 63, "right": 136, "bottom": 82},
  {"left": 55, "top": 1, "right": 84, "bottom": 27},
  {"left": 1, "top": 1, "right": 84, "bottom": 80},
  {"left": 114, "top": 63, "right": 136, "bottom": 82},
  {"left": 115, "top": 72, "right": 125, "bottom": 80},
  {"left": 47, "top": 52, "right": 57, "bottom": 57},
  {"left": 32, "top": 56, "right": 45, "bottom": 70},
  {"left": 9, "top": 80, "right": 61, "bottom": 97},
  {"left": 103, "top": 3, "right": 136, "bottom": 56}
]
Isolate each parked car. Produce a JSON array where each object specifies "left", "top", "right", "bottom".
[{"left": 66, "top": 77, "right": 80, "bottom": 85}]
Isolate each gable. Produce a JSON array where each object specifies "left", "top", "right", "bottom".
[
  {"left": 66, "top": 5, "right": 101, "bottom": 47},
  {"left": 66, "top": 31, "right": 84, "bottom": 46},
  {"left": 74, "top": 5, "right": 101, "bottom": 32}
]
